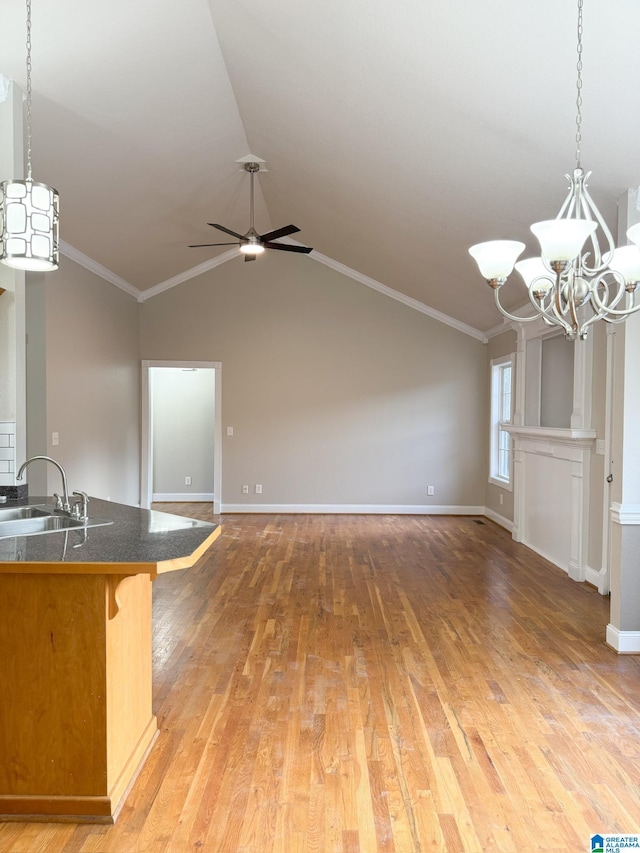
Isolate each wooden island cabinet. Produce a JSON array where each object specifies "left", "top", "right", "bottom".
[{"left": 0, "top": 498, "right": 220, "bottom": 823}]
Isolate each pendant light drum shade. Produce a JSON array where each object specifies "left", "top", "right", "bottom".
[{"left": 0, "top": 179, "right": 60, "bottom": 271}]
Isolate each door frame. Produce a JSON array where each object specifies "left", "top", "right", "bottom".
[
  {"left": 599, "top": 326, "right": 616, "bottom": 595},
  {"left": 141, "top": 360, "right": 222, "bottom": 514}
]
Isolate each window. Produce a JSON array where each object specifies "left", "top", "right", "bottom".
[{"left": 490, "top": 354, "right": 514, "bottom": 489}]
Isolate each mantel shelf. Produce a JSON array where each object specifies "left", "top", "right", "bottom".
[{"left": 504, "top": 425, "right": 596, "bottom": 446}]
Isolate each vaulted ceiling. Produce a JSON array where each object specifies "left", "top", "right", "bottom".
[{"left": 2, "top": 0, "right": 640, "bottom": 336}]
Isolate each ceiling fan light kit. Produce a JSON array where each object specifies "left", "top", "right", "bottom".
[
  {"left": 239, "top": 239, "right": 265, "bottom": 256},
  {"left": 0, "top": 0, "right": 59, "bottom": 272},
  {"left": 189, "top": 160, "right": 312, "bottom": 262},
  {"left": 468, "top": 0, "right": 640, "bottom": 341}
]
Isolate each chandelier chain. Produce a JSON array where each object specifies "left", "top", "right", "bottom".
[
  {"left": 575, "top": 0, "right": 583, "bottom": 169},
  {"left": 25, "top": 0, "right": 33, "bottom": 180}
]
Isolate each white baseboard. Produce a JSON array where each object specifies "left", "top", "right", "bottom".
[
  {"left": 584, "top": 564, "right": 609, "bottom": 594},
  {"left": 521, "top": 539, "right": 570, "bottom": 575},
  {"left": 220, "top": 503, "right": 486, "bottom": 515},
  {"left": 152, "top": 493, "right": 215, "bottom": 502},
  {"left": 483, "top": 507, "right": 514, "bottom": 532},
  {"left": 606, "top": 624, "right": 640, "bottom": 654}
]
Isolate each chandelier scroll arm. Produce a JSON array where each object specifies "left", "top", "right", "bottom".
[
  {"left": 491, "top": 287, "right": 543, "bottom": 324},
  {"left": 590, "top": 271, "right": 640, "bottom": 318},
  {"left": 567, "top": 278, "right": 581, "bottom": 335},
  {"left": 492, "top": 285, "right": 571, "bottom": 330},
  {"left": 577, "top": 182, "right": 615, "bottom": 275},
  {"left": 533, "top": 288, "right": 576, "bottom": 337}
]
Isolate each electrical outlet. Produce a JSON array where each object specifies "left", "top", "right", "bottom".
[
  {"left": 499, "top": 493, "right": 504, "bottom": 505},
  {"left": 242, "top": 484, "right": 249, "bottom": 494},
  {"left": 255, "top": 484, "right": 263, "bottom": 495},
  {"left": 427, "top": 486, "right": 435, "bottom": 496},
  {"left": 185, "top": 476, "right": 192, "bottom": 486}
]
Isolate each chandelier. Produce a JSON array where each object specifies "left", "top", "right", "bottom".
[
  {"left": 0, "top": 0, "right": 59, "bottom": 272},
  {"left": 468, "top": 0, "right": 640, "bottom": 341}
]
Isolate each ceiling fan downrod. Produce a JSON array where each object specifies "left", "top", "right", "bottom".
[{"left": 243, "top": 162, "right": 262, "bottom": 250}]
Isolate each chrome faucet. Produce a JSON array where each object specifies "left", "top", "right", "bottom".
[
  {"left": 71, "top": 490, "right": 89, "bottom": 522},
  {"left": 16, "top": 455, "right": 71, "bottom": 514}
]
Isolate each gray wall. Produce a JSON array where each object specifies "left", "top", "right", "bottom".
[
  {"left": 140, "top": 252, "right": 487, "bottom": 509},
  {"left": 540, "top": 334, "right": 574, "bottom": 428},
  {"left": 25, "top": 256, "right": 140, "bottom": 504},
  {"left": 485, "top": 328, "right": 516, "bottom": 524},
  {"left": 152, "top": 367, "right": 215, "bottom": 497}
]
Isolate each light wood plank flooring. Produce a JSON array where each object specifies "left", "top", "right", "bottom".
[{"left": 0, "top": 508, "right": 638, "bottom": 852}]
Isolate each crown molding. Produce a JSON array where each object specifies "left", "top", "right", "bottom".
[
  {"left": 308, "top": 250, "right": 487, "bottom": 342},
  {"left": 60, "top": 238, "right": 488, "bottom": 341},
  {"left": 137, "top": 249, "right": 239, "bottom": 302},
  {"left": 59, "top": 240, "right": 140, "bottom": 299},
  {"left": 484, "top": 319, "right": 516, "bottom": 339}
]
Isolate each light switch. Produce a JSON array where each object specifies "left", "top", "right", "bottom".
[
  {"left": 227, "top": 426, "right": 234, "bottom": 436},
  {"left": 596, "top": 439, "right": 605, "bottom": 456},
  {"left": 52, "top": 432, "right": 59, "bottom": 446}
]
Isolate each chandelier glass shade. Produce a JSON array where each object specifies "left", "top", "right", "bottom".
[
  {"left": 468, "top": 1, "right": 640, "bottom": 341},
  {"left": 0, "top": 0, "right": 59, "bottom": 272}
]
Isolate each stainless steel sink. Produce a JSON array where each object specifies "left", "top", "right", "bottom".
[
  {"left": 0, "top": 507, "right": 113, "bottom": 539},
  {"left": 0, "top": 505, "right": 53, "bottom": 521}
]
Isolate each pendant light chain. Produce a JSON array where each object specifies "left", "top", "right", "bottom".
[
  {"left": 25, "top": 0, "right": 33, "bottom": 181},
  {"left": 575, "top": 0, "right": 583, "bottom": 170}
]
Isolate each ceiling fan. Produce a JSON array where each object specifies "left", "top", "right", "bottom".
[{"left": 189, "top": 162, "right": 313, "bottom": 262}]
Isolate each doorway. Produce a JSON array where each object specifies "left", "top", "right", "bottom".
[{"left": 141, "top": 361, "right": 222, "bottom": 514}]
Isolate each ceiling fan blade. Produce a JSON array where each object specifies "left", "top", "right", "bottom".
[
  {"left": 263, "top": 242, "right": 313, "bottom": 254},
  {"left": 188, "top": 242, "right": 239, "bottom": 248},
  {"left": 259, "top": 224, "right": 300, "bottom": 242},
  {"left": 244, "top": 253, "right": 256, "bottom": 263},
  {"left": 208, "top": 223, "right": 246, "bottom": 240}
]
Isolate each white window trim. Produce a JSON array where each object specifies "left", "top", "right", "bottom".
[{"left": 489, "top": 353, "right": 514, "bottom": 491}]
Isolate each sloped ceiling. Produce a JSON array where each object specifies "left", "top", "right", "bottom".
[{"left": 2, "top": 0, "right": 640, "bottom": 335}]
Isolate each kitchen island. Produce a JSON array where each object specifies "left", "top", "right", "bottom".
[{"left": 0, "top": 497, "right": 220, "bottom": 823}]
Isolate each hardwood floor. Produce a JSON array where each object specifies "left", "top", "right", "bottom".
[{"left": 0, "top": 508, "right": 638, "bottom": 852}]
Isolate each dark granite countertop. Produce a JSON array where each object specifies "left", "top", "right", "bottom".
[{"left": 0, "top": 496, "right": 220, "bottom": 573}]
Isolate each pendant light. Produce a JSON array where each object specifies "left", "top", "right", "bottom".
[
  {"left": 468, "top": 0, "right": 640, "bottom": 341},
  {"left": 0, "top": 0, "right": 59, "bottom": 272}
]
